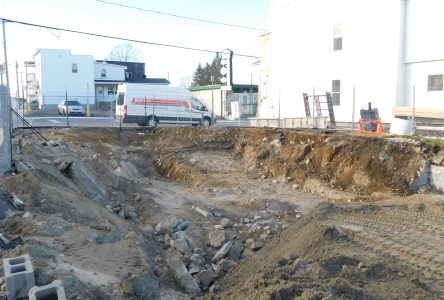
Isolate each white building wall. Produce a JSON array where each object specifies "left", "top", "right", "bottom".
[
  {"left": 402, "top": 0, "right": 444, "bottom": 109},
  {"left": 35, "top": 49, "right": 94, "bottom": 108},
  {"left": 269, "top": 0, "right": 403, "bottom": 122},
  {"left": 94, "top": 62, "right": 126, "bottom": 81}
]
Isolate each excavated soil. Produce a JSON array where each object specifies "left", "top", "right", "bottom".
[{"left": 0, "top": 127, "right": 443, "bottom": 299}]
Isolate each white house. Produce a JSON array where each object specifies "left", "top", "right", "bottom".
[
  {"left": 261, "top": 0, "right": 444, "bottom": 123},
  {"left": 94, "top": 61, "right": 127, "bottom": 107},
  {"left": 33, "top": 49, "right": 95, "bottom": 108}
]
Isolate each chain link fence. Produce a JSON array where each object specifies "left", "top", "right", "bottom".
[{"left": 0, "top": 85, "right": 12, "bottom": 175}]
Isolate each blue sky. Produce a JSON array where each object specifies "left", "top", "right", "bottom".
[{"left": 0, "top": 0, "right": 270, "bottom": 90}]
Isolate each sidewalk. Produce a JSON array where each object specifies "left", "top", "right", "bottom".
[{"left": 24, "top": 107, "right": 115, "bottom": 118}]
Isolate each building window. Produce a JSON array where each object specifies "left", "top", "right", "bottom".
[
  {"left": 332, "top": 80, "right": 340, "bottom": 105},
  {"left": 333, "top": 23, "right": 342, "bottom": 51},
  {"left": 101, "top": 69, "right": 106, "bottom": 78},
  {"left": 125, "top": 71, "right": 132, "bottom": 79},
  {"left": 428, "top": 74, "right": 443, "bottom": 91},
  {"left": 72, "top": 63, "right": 78, "bottom": 73},
  {"left": 97, "top": 88, "right": 103, "bottom": 95}
]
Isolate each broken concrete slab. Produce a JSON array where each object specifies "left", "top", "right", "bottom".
[
  {"left": 170, "top": 238, "right": 191, "bottom": 255},
  {"left": 68, "top": 160, "right": 107, "bottom": 202},
  {"left": 192, "top": 205, "right": 213, "bottom": 218},
  {"left": 208, "top": 230, "right": 226, "bottom": 248},
  {"left": 3, "top": 254, "right": 35, "bottom": 300},
  {"left": 165, "top": 250, "right": 202, "bottom": 296},
  {"left": 155, "top": 216, "right": 180, "bottom": 235},
  {"left": 212, "top": 241, "right": 233, "bottom": 262},
  {"left": 196, "top": 270, "right": 215, "bottom": 289},
  {"left": 28, "top": 279, "right": 66, "bottom": 300}
]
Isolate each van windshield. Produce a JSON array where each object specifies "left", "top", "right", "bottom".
[{"left": 117, "top": 92, "right": 125, "bottom": 106}]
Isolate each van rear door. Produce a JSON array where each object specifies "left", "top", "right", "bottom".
[{"left": 116, "top": 92, "right": 125, "bottom": 118}]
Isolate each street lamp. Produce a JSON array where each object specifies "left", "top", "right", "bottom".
[{"left": 210, "top": 75, "right": 214, "bottom": 124}]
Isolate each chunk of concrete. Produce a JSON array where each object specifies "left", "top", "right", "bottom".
[
  {"left": 170, "top": 238, "right": 191, "bottom": 255},
  {"left": 208, "top": 230, "right": 226, "bottom": 248},
  {"left": 28, "top": 279, "right": 66, "bottom": 300},
  {"left": 196, "top": 270, "right": 215, "bottom": 288},
  {"left": 212, "top": 241, "right": 233, "bottom": 262},
  {"left": 3, "top": 254, "right": 35, "bottom": 300},
  {"left": 155, "top": 216, "right": 180, "bottom": 235},
  {"left": 165, "top": 250, "right": 202, "bottom": 296}
]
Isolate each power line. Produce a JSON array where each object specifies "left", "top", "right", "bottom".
[
  {"left": 1, "top": 18, "right": 259, "bottom": 59},
  {"left": 96, "top": 0, "right": 267, "bottom": 32}
]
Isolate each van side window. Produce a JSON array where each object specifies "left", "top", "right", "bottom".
[{"left": 117, "top": 92, "right": 125, "bottom": 105}]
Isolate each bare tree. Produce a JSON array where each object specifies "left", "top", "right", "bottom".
[
  {"left": 179, "top": 75, "right": 192, "bottom": 89},
  {"left": 106, "top": 43, "right": 143, "bottom": 62}
]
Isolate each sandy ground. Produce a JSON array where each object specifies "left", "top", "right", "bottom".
[{"left": 0, "top": 127, "right": 443, "bottom": 299}]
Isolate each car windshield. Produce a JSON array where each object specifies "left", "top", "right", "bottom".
[{"left": 66, "top": 101, "right": 81, "bottom": 106}]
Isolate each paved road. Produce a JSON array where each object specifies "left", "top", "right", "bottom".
[{"left": 12, "top": 112, "right": 250, "bottom": 128}]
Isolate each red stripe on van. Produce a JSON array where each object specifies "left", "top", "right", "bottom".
[{"left": 131, "top": 98, "right": 190, "bottom": 108}]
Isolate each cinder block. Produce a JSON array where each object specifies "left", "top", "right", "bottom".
[
  {"left": 3, "top": 254, "right": 35, "bottom": 300},
  {"left": 29, "top": 279, "right": 67, "bottom": 300}
]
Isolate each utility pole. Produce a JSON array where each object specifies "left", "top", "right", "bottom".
[
  {"left": 210, "top": 75, "right": 214, "bottom": 124},
  {"left": 1, "top": 19, "right": 12, "bottom": 172},
  {"left": 20, "top": 72, "right": 24, "bottom": 121}
]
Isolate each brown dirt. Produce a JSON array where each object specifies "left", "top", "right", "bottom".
[{"left": 0, "top": 127, "right": 443, "bottom": 299}]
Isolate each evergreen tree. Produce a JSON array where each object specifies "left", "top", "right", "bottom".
[{"left": 191, "top": 54, "right": 222, "bottom": 86}]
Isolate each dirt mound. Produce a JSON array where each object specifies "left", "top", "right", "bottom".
[{"left": 208, "top": 203, "right": 437, "bottom": 300}]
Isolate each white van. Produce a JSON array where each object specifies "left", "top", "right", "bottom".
[{"left": 115, "top": 83, "right": 213, "bottom": 127}]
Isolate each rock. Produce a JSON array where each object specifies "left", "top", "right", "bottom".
[
  {"left": 272, "top": 179, "right": 278, "bottom": 184},
  {"left": 246, "top": 238, "right": 254, "bottom": 245},
  {"left": 124, "top": 231, "right": 137, "bottom": 240},
  {"left": 251, "top": 241, "right": 265, "bottom": 251},
  {"left": 192, "top": 205, "right": 213, "bottom": 218},
  {"left": 213, "top": 225, "right": 224, "bottom": 230},
  {"left": 171, "top": 238, "right": 191, "bottom": 255},
  {"left": 124, "top": 209, "right": 137, "bottom": 220},
  {"left": 175, "top": 220, "right": 190, "bottom": 231},
  {"left": 190, "top": 253, "right": 206, "bottom": 266},
  {"left": 197, "top": 270, "right": 215, "bottom": 289},
  {"left": 193, "top": 248, "right": 205, "bottom": 256},
  {"left": 220, "top": 218, "right": 232, "bottom": 228},
  {"left": 227, "top": 241, "right": 243, "bottom": 261},
  {"left": 166, "top": 250, "right": 202, "bottom": 296},
  {"left": 172, "top": 231, "right": 188, "bottom": 240},
  {"left": 215, "top": 259, "right": 236, "bottom": 275},
  {"left": 278, "top": 258, "right": 288, "bottom": 266},
  {"left": 188, "top": 264, "right": 201, "bottom": 275},
  {"left": 164, "top": 234, "right": 172, "bottom": 245},
  {"left": 141, "top": 224, "right": 155, "bottom": 235},
  {"left": 129, "top": 271, "right": 160, "bottom": 300},
  {"left": 253, "top": 215, "right": 262, "bottom": 221},
  {"left": 208, "top": 230, "right": 226, "bottom": 248},
  {"left": 357, "top": 262, "right": 364, "bottom": 270},
  {"left": 155, "top": 216, "right": 180, "bottom": 235},
  {"left": 212, "top": 241, "right": 233, "bottom": 262}
]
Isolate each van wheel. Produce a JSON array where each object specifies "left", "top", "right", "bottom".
[
  {"left": 148, "top": 116, "right": 158, "bottom": 128},
  {"left": 201, "top": 117, "right": 211, "bottom": 127}
]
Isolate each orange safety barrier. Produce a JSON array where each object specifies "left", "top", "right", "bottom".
[{"left": 354, "top": 118, "right": 384, "bottom": 135}]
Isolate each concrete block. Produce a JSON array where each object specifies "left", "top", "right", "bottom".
[
  {"left": 3, "top": 254, "right": 35, "bottom": 300},
  {"left": 29, "top": 279, "right": 67, "bottom": 300}
]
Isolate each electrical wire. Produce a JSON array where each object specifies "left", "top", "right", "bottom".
[
  {"left": 96, "top": 0, "right": 267, "bottom": 32},
  {"left": 1, "top": 18, "right": 259, "bottom": 58}
]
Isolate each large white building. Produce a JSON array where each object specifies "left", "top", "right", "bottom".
[
  {"left": 33, "top": 49, "right": 95, "bottom": 108},
  {"left": 28, "top": 49, "right": 170, "bottom": 109},
  {"left": 259, "top": 0, "right": 444, "bottom": 123}
]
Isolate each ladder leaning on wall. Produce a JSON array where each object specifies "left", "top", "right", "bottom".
[{"left": 302, "top": 92, "right": 336, "bottom": 128}]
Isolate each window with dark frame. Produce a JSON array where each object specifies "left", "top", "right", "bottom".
[
  {"left": 72, "top": 63, "right": 78, "bottom": 73},
  {"left": 332, "top": 80, "right": 340, "bottom": 105},
  {"left": 333, "top": 23, "right": 342, "bottom": 51},
  {"left": 101, "top": 69, "right": 106, "bottom": 78},
  {"left": 428, "top": 74, "right": 443, "bottom": 91}
]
